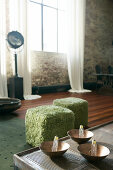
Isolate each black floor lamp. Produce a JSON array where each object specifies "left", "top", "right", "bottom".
[{"left": 7, "top": 31, "right": 24, "bottom": 99}]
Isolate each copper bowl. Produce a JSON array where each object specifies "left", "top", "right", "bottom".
[
  {"left": 67, "top": 129, "right": 93, "bottom": 144},
  {"left": 78, "top": 143, "right": 110, "bottom": 162},
  {"left": 39, "top": 141, "right": 70, "bottom": 157}
]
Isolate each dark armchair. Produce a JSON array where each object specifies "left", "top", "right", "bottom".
[
  {"left": 108, "top": 65, "right": 113, "bottom": 86},
  {"left": 95, "top": 65, "right": 103, "bottom": 89},
  {"left": 108, "top": 65, "right": 113, "bottom": 74}
]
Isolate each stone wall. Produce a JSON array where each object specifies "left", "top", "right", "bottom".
[
  {"left": 6, "top": 0, "right": 113, "bottom": 86},
  {"left": 84, "top": 0, "right": 113, "bottom": 82},
  {"left": 31, "top": 51, "right": 69, "bottom": 86}
]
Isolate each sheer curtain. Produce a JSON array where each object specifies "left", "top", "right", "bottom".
[
  {"left": 9, "top": 0, "right": 31, "bottom": 97},
  {"left": 0, "top": 0, "right": 31, "bottom": 98},
  {"left": 0, "top": 0, "right": 8, "bottom": 97},
  {"left": 67, "top": 0, "right": 91, "bottom": 93},
  {"left": 0, "top": 0, "right": 40, "bottom": 100}
]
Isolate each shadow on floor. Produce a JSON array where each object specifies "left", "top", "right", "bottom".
[{"left": 0, "top": 112, "right": 18, "bottom": 121}]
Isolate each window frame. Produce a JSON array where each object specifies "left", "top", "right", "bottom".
[{"left": 29, "top": 0, "right": 65, "bottom": 53}]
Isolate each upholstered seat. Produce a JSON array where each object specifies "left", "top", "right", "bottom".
[
  {"left": 53, "top": 97, "right": 88, "bottom": 129},
  {"left": 25, "top": 105, "right": 74, "bottom": 146}
]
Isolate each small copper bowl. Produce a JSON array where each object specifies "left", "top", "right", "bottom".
[
  {"left": 67, "top": 129, "right": 93, "bottom": 144},
  {"left": 78, "top": 143, "right": 110, "bottom": 162},
  {"left": 39, "top": 141, "right": 70, "bottom": 157}
]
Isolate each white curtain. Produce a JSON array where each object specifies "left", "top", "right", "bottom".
[
  {"left": 67, "top": 0, "right": 91, "bottom": 93},
  {"left": 8, "top": 0, "right": 31, "bottom": 97},
  {"left": 0, "top": 0, "right": 8, "bottom": 97},
  {"left": 0, "top": 0, "right": 31, "bottom": 98}
]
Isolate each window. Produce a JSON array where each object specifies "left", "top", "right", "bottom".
[{"left": 29, "top": 0, "right": 66, "bottom": 53}]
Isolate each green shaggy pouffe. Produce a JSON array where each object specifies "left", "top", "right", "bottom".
[
  {"left": 25, "top": 105, "right": 74, "bottom": 147},
  {"left": 53, "top": 97, "right": 88, "bottom": 129}
]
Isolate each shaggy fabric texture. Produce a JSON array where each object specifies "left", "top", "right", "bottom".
[
  {"left": 25, "top": 105, "right": 74, "bottom": 147},
  {"left": 53, "top": 97, "right": 88, "bottom": 128}
]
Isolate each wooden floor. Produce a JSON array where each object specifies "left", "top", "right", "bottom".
[{"left": 14, "top": 91, "right": 113, "bottom": 128}]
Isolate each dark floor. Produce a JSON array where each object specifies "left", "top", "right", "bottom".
[{"left": 11, "top": 91, "right": 113, "bottom": 127}]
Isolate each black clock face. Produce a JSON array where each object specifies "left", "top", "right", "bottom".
[{"left": 7, "top": 31, "right": 24, "bottom": 49}]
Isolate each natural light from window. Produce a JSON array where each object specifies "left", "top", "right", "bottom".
[
  {"left": 29, "top": 0, "right": 66, "bottom": 53},
  {"left": 29, "top": 3, "right": 42, "bottom": 51}
]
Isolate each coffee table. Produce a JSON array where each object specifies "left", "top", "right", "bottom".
[{"left": 13, "top": 122, "right": 113, "bottom": 170}]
